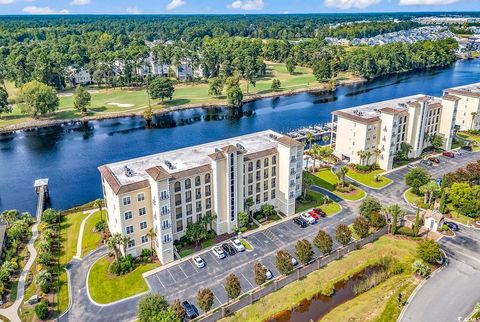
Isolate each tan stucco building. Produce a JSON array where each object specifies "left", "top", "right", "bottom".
[
  {"left": 99, "top": 130, "right": 303, "bottom": 264},
  {"left": 330, "top": 94, "right": 458, "bottom": 170},
  {"left": 444, "top": 82, "right": 480, "bottom": 131}
]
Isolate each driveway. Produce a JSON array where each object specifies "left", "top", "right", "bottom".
[{"left": 400, "top": 226, "right": 480, "bottom": 322}]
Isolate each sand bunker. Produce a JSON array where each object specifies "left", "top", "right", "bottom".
[{"left": 107, "top": 102, "right": 134, "bottom": 108}]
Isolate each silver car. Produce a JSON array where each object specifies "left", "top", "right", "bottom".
[{"left": 193, "top": 256, "right": 205, "bottom": 268}]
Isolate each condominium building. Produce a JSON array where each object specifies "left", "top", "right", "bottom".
[
  {"left": 330, "top": 94, "right": 458, "bottom": 170},
  {"left": 443, "top": 82, "right": 480, "bottom": 131},
  {"left": 98, "top": 130, "right": 303, "bottom": 264}
]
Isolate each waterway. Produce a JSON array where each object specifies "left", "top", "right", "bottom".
[{"left": 1, "top": 59, "right": 480, "bottom": 213}]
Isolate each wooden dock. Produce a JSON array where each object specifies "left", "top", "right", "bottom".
[{"left": 34, "top": 179, "right": 49, "bottom": 219}]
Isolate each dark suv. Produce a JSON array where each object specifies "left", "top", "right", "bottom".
[
  {"left": 182, "top": 301, "right": 199, "bottom": 319},
  {"left": 461, "top": 145, "right": 473, "bottom": 151},
  {"left": 293, "top": 216, "right": 308, "bottom": 228},
  {"left": 222, "top": 243, "right": 237, "bottom": 256}
]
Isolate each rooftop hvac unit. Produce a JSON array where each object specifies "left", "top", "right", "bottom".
[
  {"left": 124, "top": 166, "right": 134, "bottom": 177},
  {"left": 164, "top": 160, "right": 175, "bottom": 170}
]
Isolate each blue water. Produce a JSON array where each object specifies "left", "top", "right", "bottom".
[{"left": 1, "top": 59, "right": 480, "bottom": 213}]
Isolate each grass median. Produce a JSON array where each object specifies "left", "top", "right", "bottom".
[
  {"left": 88, "top": 256, "right": 158, "bottom": 304},
  {"left": 296, "top": 190, "right": 341, "bottom": 215},
  {"left": 222, "top": 235, "right": 419, "bottom": 322},
  {"left": 305, "top": 170, "right": 366, "bottom": 201},
  {"left": 346, "top": 169, "right": 392, "bottom": 189}
]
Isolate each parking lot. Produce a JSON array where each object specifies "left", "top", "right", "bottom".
[{"left": 145, "top": 206, "right": 354, "bottom": 313}]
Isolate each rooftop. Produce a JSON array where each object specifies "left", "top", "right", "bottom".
[
  {"left": 446, "top": 82, "right": 480, "bottom": 98},
  {"left": 333, "top": 94, "right": 441, "bottom": 123},
  {"left": 101, "top": 130, "right": 292, "bottom": 187}
]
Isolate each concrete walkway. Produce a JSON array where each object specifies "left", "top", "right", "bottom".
[
  {"left": 74, "top": 210, "right": 96, "bottom": 260},
  {"left": 0, "top": 220, "right": 40, "bottom": 322}
]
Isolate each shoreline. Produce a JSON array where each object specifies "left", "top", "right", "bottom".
[{"left": 0, "top": 77, "right": 365, "bottom": 134}]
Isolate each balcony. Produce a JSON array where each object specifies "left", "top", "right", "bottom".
[
  {"left": 161, "top": 209, "right": 171, "bottom": 215},
  {"left": 159, "top": 194, "right": 170, "bottom": 201}
]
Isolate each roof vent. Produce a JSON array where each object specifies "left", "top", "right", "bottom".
[
  {"left": 164, "top": 160, "right": 175, "bottom": 170},
  {"left": 124, "top": 166, "right": 134, "bottom": 177},
  {"left": 236, "top": 143, "right": 246, "bottom": 151},
  {"left": 269, "top": 134, "right": 278, "bottom": 140}
]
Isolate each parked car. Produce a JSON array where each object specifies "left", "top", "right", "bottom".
[
  {"left": 428, "top": 157, "right": 440, "bottom": 164},
  {"left": 461, "top": 145, "right": 473, "bottom": 151},
  {"left": 308, "top": 211, "right": 319, "bottom": 220},
  {"left": 193, "top": 256, "right": 205, "bottom": 268},
  {"left": 455, "top": 150, "right": 462, "bottom": 156},
  {"left": 420, "top": 159, "right": 432, "bottom": 166},
  {"left": 293, "top": 216, "right": 308, "bottom": 228},
  {"left": 222, "top": 243, "right": 236, "bottom": 256},
  {"left": 212, "top": 246, "right": 226, "bottom": 259},
  {"left": 301, "top": 213, "right": 316, "bottom": 224},
  {"left": 442, "top": 151, "right": 455, "bottom": 158},
  {"left": 407, "top": 164, "right": 417, "bottom": 169},
  {"left": 445, "top": 221, "right": 459, "bottom": 231},
  {"left": 291, "top": 257, "right": 298, "bottom": 266},
  {"left": 231, "top": 238, "right": 246, "bottom": 252},
  {"left": 264, "top": 267, "right": 273, "bottom": 280},
  {"left": 312, "top": 208, "right": 327, "bottom": 217},
  {"left": 182, "top": 301, "right": 199, "bottom": 319}
]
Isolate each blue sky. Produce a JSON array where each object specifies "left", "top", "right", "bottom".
[{"left": 0, "top": 0, "right": 478, "bottom": 15}]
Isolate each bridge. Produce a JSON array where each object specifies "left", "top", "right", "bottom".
[{"left": 34, "top": 178, "right": 49, "bottom": 219}]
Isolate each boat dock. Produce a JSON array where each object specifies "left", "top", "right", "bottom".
[
  {"left": 34, "top": 179, "right": 49, "bottom": 219},
  {"left": 283, "top": 123, "right": 334, "bottom": 144}
]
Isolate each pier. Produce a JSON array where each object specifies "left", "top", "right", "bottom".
[
  {"left": 283, "top": 123, "right": 334, "bottom": 144},
  {"left": 34, "top": 178, "right": 49, "bottom": 219}
]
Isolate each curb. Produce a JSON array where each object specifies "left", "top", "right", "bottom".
[{"left": 397, "top": 249, "right": 448, "bottom": 322}]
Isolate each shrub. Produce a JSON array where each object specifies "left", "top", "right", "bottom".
[
  {"left": 352, "top": 217, "right": 370, "bottom": 238},
  {"left": 412, "top": 259, "right": 430, "bottom": 277},
  {"left": 35, "top": 301, "right": 49, "bottom": 320},
  {"left": 321, "top": 281, "right": 335, "bottom": 296},
  {"left": 41, "top": 208, "right": 60, "bottom": 224},
  {"left": 137, "top": 293, "right": 169, "bottom": 322},
  {"left": 95, "top": 220, "right": 107, "bottom": 232},
  {"left": 110, "top": 255, "right": 135, "bottom": 275},
  {"left": 417, "top": 240, "right": 442, "bottom": 264},
  {"left": 314, "top": 229, "right": 333, "bottom": 255},
  {"left": 275, "top": 250, "right": 293, "bottom": 275},
  {"left": 335, "top": 224, "right": 352, "bottom": 246},
  {"left": 370, "top": 212, "right": 387, "bottom": 229},
  {"left": 405, "top": 168, "right": 431, "bottom": 195},
  {"left": 359, "top": 197, "right": 382, "bottom": 221},
  {"left": 397, "top": 226, "right": 416, "bottom": 237}
]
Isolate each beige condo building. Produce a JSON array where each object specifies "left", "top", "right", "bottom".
[
  {"left": 330, "top": 94, "right": 458, "bottom": 170},
  {"left": 443, "top": 82, "right": 480, "bottom": 131},
  {"left": 98, "top": 130, "right": 304, "bottom": 264}
]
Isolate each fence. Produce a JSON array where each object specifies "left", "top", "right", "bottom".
[{"left": 197, "top": 225, "right": 389, "bottom": 322}]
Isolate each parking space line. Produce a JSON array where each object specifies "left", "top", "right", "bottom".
[
  {"left": 168, "top": 270, "right": 177, "bottom": 283},
  {"left": 188, "top": 259, "right": 200, "bottom": 273},
  {"left": 155, "top": 274, "right": 166, "bottom": 289},
  {"left": 178, "top": 264, "right": 188, "bottom": 279},
  {"left": 213, "top": 291, "right": 223, "bottom": 305},
  {"left": 241, "top": 272, "right": 254, "bottom": 289}
]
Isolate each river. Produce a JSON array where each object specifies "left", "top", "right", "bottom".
[{"left": 1, "top": 59, "right": 480, "bottom": 214}]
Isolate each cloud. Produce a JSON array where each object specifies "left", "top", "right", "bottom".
[
  {"left": 324, "top": 0, "right": 381, "bottom": 9},
  {"left": 22, "top": 6, "right": 69, "bottom": 14},
  {"left": 70, "top": 0, "right": 90, "bottom": 5},
  {"left": 166, "top": 0, "right": 185, "bottom": 10},
  {"left": 229, "top": 0, "right": 264, "bottom": 10},
  {"left": 0, "top": 0, "right": 15, "bottom": 4},
  {"left": 399, "top": 0, "right": 459, "bottom": 4},
  {"left": 126, "top": 6, "right": 142, "bottom": 14}
]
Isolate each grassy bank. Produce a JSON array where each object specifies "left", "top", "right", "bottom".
[
  {"left": 347, "top": 169, "right": 392, "bottom": 189},
  {"left": 88, "top": 257, "right": 157, "bottom": 304},
  {"left": 305, "top": 170, "right": 366, "bottom": 201},
  {"left": 81, "top": 210, "right": 104, "bottom": 257},
  {"left": 222, "top": 235, "right": 419, "bottom": 322},
  {"left": 1, "top": 63, "right": 359, "bottom": 129}
]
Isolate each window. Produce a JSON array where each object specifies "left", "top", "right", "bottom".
[
  {"left": 196, "top": 201, "right": 202, "bottom": 212},
  {"left": 272, "top": 156, "right": 276, "bottom": 165},
  {"left": 126, "top": 225, "right": 134, "bottom": 234},
  {"left": 248, "top": 173, "right": 253, "bottom": 184},
  {"left": 124, "top": 211, "right": 132, "bottom": 220},
  {"left": 160, "top": 190, "right": 169, "bottom": 200},
  {"left": 271, "top": 166, "right": 276, "bottom": 177},
  {"left": 175, "top": 194, "right": 182, "bottom": 206},
  {"left": 264, "top": 180, "right": 268, "bottom": 190},
  {"left": 140, "top": 221, "right": 147, "bottom": 230},
  {"left": 127, "top": 239, "right": 135, "bottom": 248},
  {"left": 248, "top": 162, "right": 253, "bottom": 171},
  {"left": 195, "top": 176, "right": 201, "bottom": 186},
  {"left": 264, "top": 158, "right": 269, "bottom": 167},
  {"left": 264, "top": 191, "right": 268, "bottom": 202},
  {"left": 137, "top": 193, "right": 145, "bottom": 202},
  {"left": 206, "top": 198, "right": 211, "bottom": 209},
  {"left": 205, "top": 173, "right": 211, "bottom": 183},
  {"left": 256, "top": 194, "right": 260, "bottom": 204},
  {"left": 122, "top": 196, "right": 131, "bottom": 206},
  {"left": 248, "top": 185, "right": 253, "bottom": 196},
  {"left": 162, "top": 220, "right": 170, "bottom": 229},
  {"left": 256, "top": 160, "right": 261, "bottom": 169},
  {"left": 185, "top": 179, "right": 191, "bottom": 189},
  {"left": 187, "top": 217, "right": 193, "bottom": 225},
  {"left": 256, "top": 182, "right": 261, "bottom": 193},
  {"left": 161, "top": 205, "right": 169, "bottom": 215},
  {"left": 174, "top": 182, "right": 181, "bottom": 192},
  {"left": 256, "top": 170, "right": 261, "bottom": 181},
  {"left": 176, "top": 220, "right": 183, "bottom": 232},
  {"left": 271, "top": 190, "right": 276, "bottom": 199},
  {"left": 139, "top": 207, "right": 146, "bottom": 216},
  {"left": 163, "top": 234, "right": 171, "bottom": 244},
  {"left": 205, "top": 185, "right": 211, "bottom": 196},
  {"left": 185, "top": 191, "right": 192, "bottom": 202},
  {"left": 141, "top": 235, "right": 148, "bottom": 244},
  {"left": 175, "top": 207, "right": 182, "bottom": 219},
  {"left": 271, "top": 178, "right": 276, "bottom": 187},
  {"left": 186, "top": 203, "right": 193, "bottom": 215},
  {"left": 195, "top": 188, "right": 201, "bottom": 199},
  {"left": 264, "top": 169, "right": 268, "bottom": 179}
]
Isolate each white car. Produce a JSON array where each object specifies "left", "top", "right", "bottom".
[
  {"left": 265, "top": 268, "right": 273, "bottom": 280},
  {"left": 231, "top": 238, "right": 245, "bottom": 252},
  {"left": 291, "top": 257, "right": 298, "bottom": 266},
  {"left": 192, "top": 256, "right": 205, "bottom": 268},
  {"left": 212, "top": 246, "right": 226, "bottom": 259},
  {"left": 301, "top": 213, "right": 315, "bottom": 225}
]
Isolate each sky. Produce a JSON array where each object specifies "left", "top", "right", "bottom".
[{"left": 0, "top": 0, "right": 478, "bottom": 15}]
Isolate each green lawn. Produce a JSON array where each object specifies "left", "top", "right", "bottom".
[
  {"left": 404, "top": 188, "right": 423, "bottom": 207},
  {"left": 445, "top": 203, "right": 478, "bottom": 225},
  {"left": 88, "top": 257, "right": 158, "bottom": 304},
  {"left": 222, "top": 236, "right": 419, "bottom": 322},
  {"left": 1, "top": 63, "right": 358, "bottom": 129},
  {"left": 457, "top": 132, "right": 480, "bottom": 151},
  {"left": 304, "top": 170, "right": 366, "bottom": 201},
  {"left": 347, "top": 169, "right": 392, "bottom": 189},
  {"left": 81, "top": 210, "right": 104, "bottom": 257},
  {"left": 296, "top": 190, "right": 341, "bottom": 215}
]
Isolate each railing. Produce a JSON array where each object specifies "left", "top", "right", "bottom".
[{"left": 194, "top": 226, "right": 389, "bottom": 322}]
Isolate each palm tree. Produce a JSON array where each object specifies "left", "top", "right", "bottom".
[
  {"left": 321, "top": 135, "right": 330, "bottom": 146},
  {"left": 310, "top": 143, "right": 320, "bottom": 171},
  {"left": 364, "top": 151, "right": 373, "bottom": 166},
  {"left": 419, "top": 181, "right": 439, "bottom": 205},
  {"left": 202, "top": 211, "right": 217, "bottom": 231},
  {"left": 107, "top": 233, "right": 121, "bottom": 263},
  {"left": 471, "top": 111, "right": 478, "bottom": 130},
  {"left": 119, "top": 235, "right": 131, "bottom": 256},
  {"left": 93, "top": 198, "right": 105, "bottom": 222},
  {"left": 147, "top": 228, "right": 157, "bottom": 253},
  {"left": 306, "top": 132, "right": 315, "bottom": 149},
  {"left": 357, "top": 150, "right": 366, "bottom": 165},
  {"left": 302, "top": 175, "right": 313, "bottom": 199},
  {"left": 374, "top": 148, "right": 382, "bottom": 165},
  {"left": 335, "top": 166, "right": 348, "bottom": 188},
  {"left": 244, "top": 197, "right": 254, "bottom": 220},
  {"left": 36, "top": 270, "right": 52, "bottom": 292}
]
